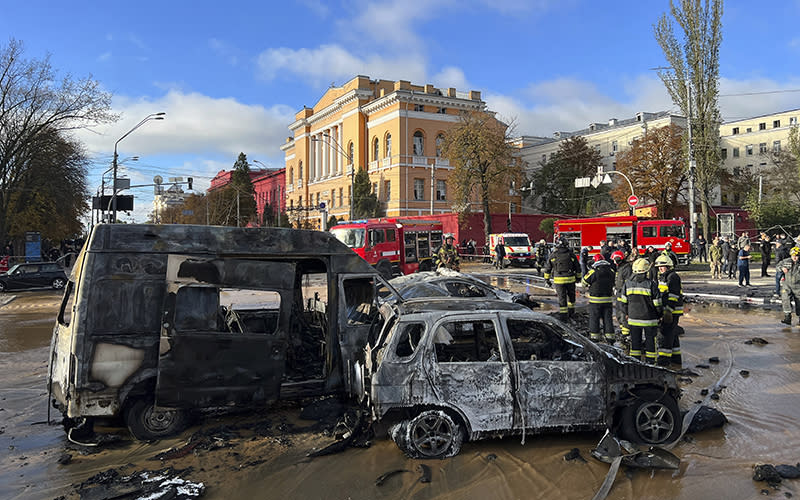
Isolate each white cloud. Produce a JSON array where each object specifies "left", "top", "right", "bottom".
[
  {"left": 208, "top": 38, "right": 239, "bottom": 66},
  {"left": 431, "top": 66, "right": 471, "bottom": 91},
  {"left": 97, "top": 51, "right": 111, "bottom": 62},
  {"left": 719, "top": 77, "right": 800, "bottom": 121},
  {"left": 256, "top": 44, "right": 427, "bottom": 87},
  {"left": 298, "top": 0, "right": 330, "bottom": 17}
]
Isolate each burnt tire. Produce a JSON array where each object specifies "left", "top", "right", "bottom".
[
  {"left": 620, "top": 389, "right": 681, "bottom": 445},
  {"left": 124, "top": 398, "right": 187, "bottom": 441},
  {"left": 390, "top": 410, "right": 464, "bottom": 459},
  {"left": 0, "top": 281, "right": 5, "bottom": 292},
  {"left": 52, "top": 277, "right": 66, "bottom": 290}
]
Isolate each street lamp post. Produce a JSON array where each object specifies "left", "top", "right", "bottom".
[
  {"left": 111, "top": 112, "right": 165, "bottom": 223},
  {"left": 312, "top": 134, "right": 354, "bottom": 220}
]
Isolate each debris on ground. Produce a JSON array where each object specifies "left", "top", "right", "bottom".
[
  {"left": 696, "top": 364, "right": 711, "bottom": 369},
  {"left": 375, "top": 469, "right": 410, "bottom": 486},
  {"left": 745, "top": 337, "right": 769, "bottom": 345},
  {"left": 676, "top": 368, "right": 701, "bottom": 377},
  {"left": 753, "top": 464, "right": 783, "bottom": 487},
  {"left": 73, "top": 466, "right": 204, "bottom": 499},
  {"left": 740, "top": 370, "right": 750, "bottom": 377},
  {"left": 591, "top": 431, "right": 679, "bottom": 470},
  {"left": 776, "top": 464, "right": 800, "bottom": 479},
  {"left": 564, "top": 448, "right": 587, "bottom": 463},
  {"left": 417, "top": 464, "right": 431, "bottom": 483},
  {"left": 709, "top": 356, "right": 720, "bottom": 363},
  {"left": 685, "top": 406, "right": 728, "bottom": 433}
]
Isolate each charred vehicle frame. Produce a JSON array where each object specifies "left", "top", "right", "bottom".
[{"left": 363, "top": 299, "right": 682, "bottom": 458}]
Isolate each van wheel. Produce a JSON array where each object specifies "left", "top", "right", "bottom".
[
  {"left": 124, "top": 398, "right": 187, "bottom": 441},
  {"left": 390, "top": 409, "right": 464, "bottom": 459},
  {"left": 52, "top": 277, "right": 66, "bottom": 290},
  {"left": 619, "top": 389, "right": 681, "bottom": 445}
]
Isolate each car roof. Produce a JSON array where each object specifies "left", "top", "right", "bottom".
[{"left": 395, "top": 297, "right": 529, "bottom": 316}]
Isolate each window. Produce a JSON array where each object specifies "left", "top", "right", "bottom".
[
  {"left": 435, "top": 134, "right": 445, "bottom": 157},
  {"left": 732, "top": 127, "right": 739, "bottom": 135},
  {"left": 384, "top": 180, "right": 391, "bottom": 202},
  {"left": 386, "top": 229, "right": 396, "bottom": 242},
  {"left": 414, "top": 104, "right": 424, "bottom": 112},
  {"left": 298, "top": 196, "right": 302, "bottom": 207},
  {"left": 720, "top": 148, "right": 727, "bottom": 159},
  {"left": 759, "top": 122, "right": 766, "bottom": 130},
  {"left": 373, "top": 137, "right": 379, "bottom": 160},
  {"left": 746, "top": 144, "right": 753, "bottom": 156},
  {"left": 348, "top": 142, "right": 354, "bottom": 164},
  {"left": 385, "top": 133, "right": 392, "bottom": 158},
  {"left": 413, "top": 178, "right": 424, "bottom": 200},
  {"left": 611, "top": 140, "right": 618, "bottom": 155},
  {"left": 316, "top": 192, "right": 320, "bottom": 207},
  {"left": 339, "top": 188, "right": 343, "bottom": 206},
  {"left": 774, "top": 140, "right": 782, "bottom": 153},
  {"left": 433, "top": 319, "right": 501, "bottom": 363},
  {"left": 541, "top": 154, "right": 546, "bottom": 163},
  {"left": 372, "top": 182, "right": 378, "bottom": 194},
  {"left": 298, "top": 161, "right": 303, "bottom": 179},
  {"left": 774, "top": 120, "right": 781, "bottom": 128},
  {"left": 343, "top": 277, "right": 378, "bottom": 326},
  {"left": 436, "top": 180, "right": 446, "bottom": 201},
  {"left": 394, "top": 323, "right": 425, "bottom": 358},
  {"left": 438, "top": 107, "right": 447, "bottom": 114},
  {"left": 745, "top": 164, "right": 753, "bottom": 169},
  {"left": 413, "top": 131, "right": 425, "bottom": 156},
  {"left": 506, "top": 319, "right": 583, "bottom": 362},
  {"left": 289, "top": 167, "right": 293, "bottom": 185},
  {"left": 369, "top": 228, "right": 385, "bottom": 246},
  {"left": 759, "top": 143, "right": 767, "bottom": 154},
  {"left": 733, "top": 167, "right": 740, "bottom": 176},
  {"left": 791, "top": 117, "right": 798, "bottom": 126},
  {"left": 760, "top": 162, "right": 767, "bottom": 168},
  {"left": 641, "top": 226, "right": 657, "bottom": 238},
  {"left": 746, "top": 127, "right": 752, "bottom": 133},
  {"left": 733, "top": 147, "right": 740, "bottom": 158}
]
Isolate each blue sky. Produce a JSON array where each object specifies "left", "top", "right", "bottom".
[{"left": 3, "top": 0, "right": 799, "bottom": 222}]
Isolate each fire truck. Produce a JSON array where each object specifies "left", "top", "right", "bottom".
[
  {"left": 554, "top": 216, "right": 691, "bottom": 265},
  {"left": 330, "top": 218, "right": 443, "bottom": 277}
]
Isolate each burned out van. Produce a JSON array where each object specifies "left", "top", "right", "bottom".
[{"left": 48, "top": 224, "right": 392, "bottom": 440}]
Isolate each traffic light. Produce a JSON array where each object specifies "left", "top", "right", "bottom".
[{"left": 187, "top": 177, "right": 193, "bottom": 190}]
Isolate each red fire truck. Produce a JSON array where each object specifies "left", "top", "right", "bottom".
[
  {"left": 330, "top": 218, "right": 443, "bottom": 277},
  {"left": 554, "top": 216, "right": 691, "bottom": 265}
]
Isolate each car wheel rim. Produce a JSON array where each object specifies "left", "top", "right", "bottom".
[
  {"left": 53, "top": 279, "right": 65, "bottom": 289},
  {"left": 410, "top": 413, "right": 454, "bottom": 457},
  {"left": 143, "top": 405, "right": 178, "bottom": 433},
  {"left": 634, "top": 401, "right": 675, "bottom": 444}
]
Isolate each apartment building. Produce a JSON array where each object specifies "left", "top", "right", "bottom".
[
  {"left": 281, "top": 75, "right": 520, "bottom": 228},
  {"left": 718, "top": 108, "right": 799, "bottom": 205}
]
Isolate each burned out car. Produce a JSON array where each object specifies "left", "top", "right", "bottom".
[
  {"left": 363, "top": 299, "right": 682, "bottom": 458},
  {"left": 48, "top": 224, "right": 393, "bottom": 440},
  {"left": 387, "top": 270, "right": 539, "bottom": 308}
]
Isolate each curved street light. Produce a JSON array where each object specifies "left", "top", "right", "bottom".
[{"left": 111, "top": 112, "right": 166, "bottom": 222}]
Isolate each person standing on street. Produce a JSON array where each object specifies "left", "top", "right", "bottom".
[
  {"left": 612, "top": 250, "right": 632, "bottom": 344},
  {"left": 738, "top": 231, "right": 751, "bottom": 250},
  {"left": 582, "top": 254, "right": 616, "bottom": 343},
  {"left": 738, "top": 243, "right": 752, "bottom": 287},
  {"left": 437, "top": 234, "right": 460, "bottom": 271},
  {"left": 619, "top": 258, "right": 662, "bottom": 364},
  {"left": 544, "top": 237, "right": 581, "bottom": 321},
  {"left": 727, "top": 241, "right": 739, "bottom": 280},
  {"left": 759, "top": 232, "right": 772, "bottom": 277},
  {"left": 655, "top": 255, "right": 684, "bottom": 367},
  {"left": 580, "top": 246, "right": 591, "bottom": 277},
  {"left": 494, "top": 239, "right": 506, "bottom": 269},
  {"left": 779, "top": 247, "right": 800, "bottom": 325},
  {"left": 696, "top": 234, "right": 707, "bottom": 263},
  {"left": 709, "top": 237, "right": 723, "bottom": 279},
  {"left": 775, "top": 240, "right": 791, "bottom": 297}
]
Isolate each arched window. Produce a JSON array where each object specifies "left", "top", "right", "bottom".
[
  {"left": 348, "top": 142, "right": 354, "bottom": 164},
  {"left": 413, "top": 131, "right": 425, "bottom": 156},
  {"left": 298, "top": 160, "right": 303, "bottom": 179},
  {"left": 289, "top": 167, "right": 294, "bottom": 185},
  {"left": 435, "top": 134, "right": 445, "bottom": 157},
  {"left": 373, "top": 137, "right": 380, "bottom": 161},
  {"left": 385, "top": 133, "right": 392, "bottom": 158}
]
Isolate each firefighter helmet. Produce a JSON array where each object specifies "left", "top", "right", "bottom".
[
  {"left": 593, "top": 253, "right": 605, "bottom": 263},
  {"left": 632, "top": 258, "right": 651, "bottom": 274},
  {"left": 791, "top": 246, "right": 800, "bottom": 257},
  {"left": 611, "top": 250, "right": 625, "bottom": 262},
  {"left": 444, "top": 233, "right": 454, "bottom": 241},
  {"left": 654, "top": 255, "right": 674, "bottom": 268},
  {"left": 557, "top": 237, "right": 568, "bottom": 248}
]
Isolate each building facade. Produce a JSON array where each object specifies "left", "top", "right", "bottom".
[
  {"left": 718, "top": 108, "right": 799, "bottom": 205},
  {"left": 208, "top": 167, "right": 286, "bottom": 226},
  {"left": 281, "top": 75, "right": 521, "bottom": 228}
]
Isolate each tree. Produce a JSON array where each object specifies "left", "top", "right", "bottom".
[
  {"left": 613, "top": 124, "right": 688, "bottom": 217},
  {"left": 441, "top": 111, "right": 522, "bottom": 244},
  {"left": 743, "top": 194, "right": 800, "bottom": 230},
  {"left": 231, "top": 153, "right": 257, "bottom": 226},
  {"left": 352, "top": 168, "right": 383, "bottom": 219},
  {"left": 654, "top": 0, "right": 723, "bottom": 239},
  {"left": 0, "top": 39, "right": 116, "bottom": 241},
  {"left": 6, "top": 127, "right": 89, "bottom": 240},
  {"left": 531, "top": 135, "right": 607, "bottom": 215},
  {"left": 539, "top": 217, "right": 557, "bottom": 238}
]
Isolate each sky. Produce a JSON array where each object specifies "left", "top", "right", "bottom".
[{"left": 3, "top": 0, "right": 800, "bottom": 223}]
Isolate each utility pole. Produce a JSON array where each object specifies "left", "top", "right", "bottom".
[{"left": 686, "top": 80, "right": 697, "bottom": 245}]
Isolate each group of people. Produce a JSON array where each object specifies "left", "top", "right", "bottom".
[
  {"left": 545, "top": 237, "right": 684, "bottom": 367},
  {"left": 707, "top": 231, "right": 759, "bottom": 286}
]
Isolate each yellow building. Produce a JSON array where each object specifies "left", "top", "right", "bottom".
[
  {"left": 281, "top": 75, "right": 519, "bottom": 228},
  {"left": 718, "top": 108, "right": 799, "bottom": 205}
]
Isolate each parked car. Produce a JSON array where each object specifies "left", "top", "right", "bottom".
[
  {"left": 0, "top": 262, "right": 67, "bottom": 292},
  {"left": 387, "top": 270, "right": 539, "bottom": 308},
  {"left": 363, "top": 298, "right": 682, "bottom": 458}
]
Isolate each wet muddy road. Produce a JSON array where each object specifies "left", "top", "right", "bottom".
[{"left": 2, "top": 288, "right": 800, "bottom": 500}]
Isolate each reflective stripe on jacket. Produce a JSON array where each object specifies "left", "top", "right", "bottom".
[
  {"left": 619, "top": 273, "right": 662, "bottom": 326},
  {"left": 544, "top": 247, "right": 580, "bottom": 283},
  {"left": 582, "top": 261, "right": 615, "bottom": 304},
  {"left": 658, "top": 269, "right": 684, "bottom": 315}
]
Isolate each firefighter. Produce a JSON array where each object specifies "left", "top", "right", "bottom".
[
  {"left": 612, "top": 250, "right": 632, "bottom": 345},
  {"left": 655, "top": 254, "right": 684, "bottom": 366},
  {"left": 619, "top": 258, "right": 662, "bottom": 364},
  {"left": 662, "top": 241, "right": 679, "bottom": 267},
  {"left": 535, "top": 239, "right": 548, "bottom": 275},
  {"left": 437, "top": 234, "right": 460, "bottom": 271},
  {"left": 544, "top": 237, "right": 581, "bottom": 321},
  {"left": 582, "top": 253, "right": 616, "bottom": 343},
  {"left": 779, "top": 247, "right": 800, "bottom": 325}
]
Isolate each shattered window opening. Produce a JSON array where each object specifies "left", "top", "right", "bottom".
[
  {"left": 442, "top": 281, "right": 487, "bottom": 298},
  {"left": 394, "top": 322, "right": 425, "bottom": 358},
  {"left": 57, "top": 280, "right": 76, "bottom": 326},
  {"left": 434, "top": 319, "right": 501, "bottom": 363},
  {"left": 506, "top": 319, "right": 586, "bottom": 362},
  {"left": 343, "top": 277, "right": 377, "bottom": 326}
]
